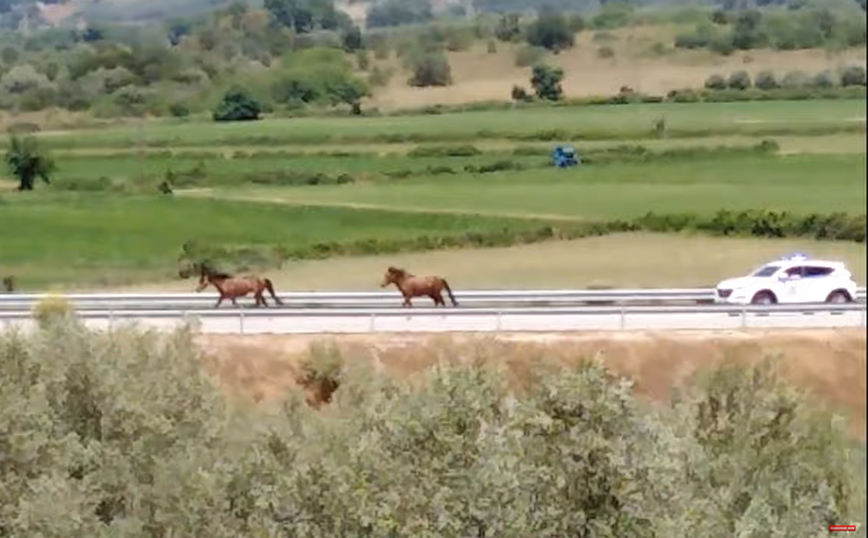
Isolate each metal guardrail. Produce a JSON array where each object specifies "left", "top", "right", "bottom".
[
  {"left": 2, "top": 287, "right": 865, "bottom": 311},
  {"left": 2, "top": 303, "right": 865, "bottom": 334},
  {"left": 2, "top": 302, "right": 863, "bottom": 318}
]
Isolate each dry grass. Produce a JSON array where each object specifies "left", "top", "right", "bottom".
[
  {"left": 196, "top": 328, "right": 868, "bottom": 439},
  {"left": 370, "top": 27, "right": 867, "bottom": 109},
  {"left": 95, "top": 233, "right": 867, "bottom": 293}
]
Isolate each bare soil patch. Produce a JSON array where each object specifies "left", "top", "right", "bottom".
[{"left": 196, "top": 328, "right": 867, "bottom": 439}]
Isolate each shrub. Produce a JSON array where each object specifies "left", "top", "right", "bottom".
[
  {"left": 727, "top": 70, "right": 752, "bottom": 90},
  {"left": 704, "top": 74, "right": 727, "bottom": 90},
  {"left": 525, "top": 10, "right": 576, "bottom": 52},
  {"left": 754, "top": 70, "right": 778, "bottom": 90},
  {"left": 407, "top": 52, "right": 453, "bottom": 87},
  {"left": 840, "top": 65, "right": 867, "bottom": 87},
  {"left": 511, "top": 84, "right": 530, "bottom": 101},
  {"left": 31, "top": 294, "right": 74, "bottom": 329},
  {"left": 780, "top": 70, "right": 810, "bottom": 88},
  {"left": 597, "top": 46, "right": 615, "bottom": 59},
  {"left": 168, "top": 102, "right": 190, "bottom": 118},
  {"left": 530, "top": 63, "right": 565, "bottom": 101},
  {"left": 212, "top": 87, "right": 262, "bottom": 122},
  {"left": 0, "top": 323, "right": 862, "bottom": 535}
]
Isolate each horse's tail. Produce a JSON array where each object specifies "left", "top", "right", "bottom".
[
  {"left": 441, "top": 278, "right": 458, "bottom": 307},
  {"left": 263, "top": 278, "right": 283, "bottom": 305}
]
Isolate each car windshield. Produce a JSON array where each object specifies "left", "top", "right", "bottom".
[{"left": 751, "top": 265, "right": 781, "bottom": 277}]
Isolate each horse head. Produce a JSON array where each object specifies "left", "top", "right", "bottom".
[{"left": 381, "top": 266, "right": 407, "bottom": 288}]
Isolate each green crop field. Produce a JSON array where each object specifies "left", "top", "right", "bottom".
[
  {"left": 1, "top": 99, "right": 865, "bottom": 291},
  {"left": 0, "top": 194, "right": 571, "bottom": 288},
  {"left": 193, "top": 154, "right": 867, "bottom": 219},
  {"left": 14, "top": 99, "right": 866, "bottom": 149}
]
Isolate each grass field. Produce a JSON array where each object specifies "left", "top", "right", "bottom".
[
  {"left": 188, "top": 153, "right": 867, "bottom": 219},
  {"left": 0, "top": 195, "right": 565, "bottom": 288},
  {"left": 15, "top": 100, "right": 865, "bottom": 148},
  {"left": 1, "top": 99, "right": 864, "bottom": 291},
  {"left": 103, "top": 233, "right": 867, "bottom": 293}
]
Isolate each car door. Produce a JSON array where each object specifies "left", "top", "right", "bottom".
[
  {"left": 801, "top": 265, "right": 835, "bottom": 302},
  {"left": 780, "top": 266, "right": 804, "bottom": 303}
]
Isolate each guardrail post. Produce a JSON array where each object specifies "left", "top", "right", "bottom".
[
  {"left": 496, "top": 310, "right": 502, "bottom": 332},
  {"left": 619, "top": 306, "right": 625, "bottom": 330},
  {"left": 369, "top": 313, "right": 376, "bottom": 333},
  {"left": 741, "top": 308, "right": 747, "bottom": 328},
  {"left": 108, "top": 310, "right": 114, "bottom": 331},
  {"left": 239, "top": 309, "right": 245, "bottom": 335}
]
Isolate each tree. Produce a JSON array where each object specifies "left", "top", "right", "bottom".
[
  {"left": 525, "top": 10, "right": 575, "bottom": 52},
  {"left": 5, "top": 134, "right": 54, "bottom": 191},
  {"left": 212, "top": 87, "right": 262, "bottom": 122},
  {"left": 530, "top": 63, "right": 564, "bottom": 101}
]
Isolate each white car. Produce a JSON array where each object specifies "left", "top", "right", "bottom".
[{"left": 715, "top": 254, "right": 859, "bottom": 305}]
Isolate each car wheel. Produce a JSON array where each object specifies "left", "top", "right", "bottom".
[
  {"left": 825, "top": 291, "right": 850, "bottom": 304},
  {"left": 750, "top": 291, "right": 776, "bottom": 305}
]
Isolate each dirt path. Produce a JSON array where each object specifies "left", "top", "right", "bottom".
[
  {"left": 176, "top": 188, "right": 590, "bottom": 222},
  {"left": 197, "top": 328, "right": 867, "bottom": 439}
]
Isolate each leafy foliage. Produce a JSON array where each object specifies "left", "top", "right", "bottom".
[
  {"left": 530, "top": 63, "right": 564, "bottom": 101},
  {"left": 0, "top": 320, "right": 863, "bottom": 537},
  {"left": 4, "top": 134, "right": 55, "bottom": 191},
  {"left": 212, "top": 87, "right": 262, "bottom": 122}
]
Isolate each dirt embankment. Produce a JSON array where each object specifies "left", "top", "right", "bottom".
[{"left": 196, "top": 328, "right": 867, "bottom": 439}]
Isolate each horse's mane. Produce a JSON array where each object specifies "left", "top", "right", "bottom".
[
  {"left": 199, "top": 261, "right": 233, "bottom": 280},
  {"left": 388, "top": 266, "right": 414, "bottom": 278}
]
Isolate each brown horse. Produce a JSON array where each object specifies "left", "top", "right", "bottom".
[
  {"left": 193, "top": 263, "right": 284, "bottom": 308},
  {"left": 380, "top": 266, "right": 458, "bottom": 307}
]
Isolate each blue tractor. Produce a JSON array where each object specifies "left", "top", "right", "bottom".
[{"left": 551, "top": 144, "right": 581, "bottom": 168}]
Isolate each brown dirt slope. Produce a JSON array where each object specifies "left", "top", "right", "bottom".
[{"left": 197, "top": 328, "right": 867, "bottom": 439}]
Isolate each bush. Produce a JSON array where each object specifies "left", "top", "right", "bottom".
[
  {"left": 407, "top": 52, "right": 453, "bottom": 87},
  {"left": 212, "top": 87, "right": 262, "bottom": 122},
  {"left": 840, "top": 65, "right": 867, "bottom": 87},
  {"left": 754, "top": 70, "right": 778, "bottom": 90},
  {"left": 704, "top": 74, "right": 726, "bottom": 90},
  {"left": 0, "top": 322, "right": 862, "bottom": 536},
  {"left": 530, "top": 63, "right": 565, "bottom": 101},
  {"left": 31, "top": 294, "right": 74, "bottom": 329},
  {"left": 727, "top": 70, "right": 752, "bottom": 90}
]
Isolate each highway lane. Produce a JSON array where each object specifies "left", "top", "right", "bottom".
[{"left": 2, "top": 307, "right": 864, "bottom": 334}]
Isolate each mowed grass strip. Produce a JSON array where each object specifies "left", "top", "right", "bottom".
[
  {"left": 194, "top": 154, "right": 867, "bottom": 220},
  {"left": 0, "top": 194, "right": 557, "bottom": 288},
  {"left": 22, "top": 100, "right": 867, "bottom": 149}
]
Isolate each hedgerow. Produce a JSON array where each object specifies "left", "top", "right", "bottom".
[
  {"left": 49, "top": 141, "right": 786, "bottom": 193},
  {"left": 0, "top": 320, "right": 863, "bottom": 537},
  {"left": 176, "top": 209, "right": 866, "bottom": 272}
]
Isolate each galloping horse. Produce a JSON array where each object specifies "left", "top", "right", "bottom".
[
  {"left": 380, "top": 266, "right": 458, "bottom": 307},
  {"left": 191, "top": 263, "right": 284, "bottom": 308}
]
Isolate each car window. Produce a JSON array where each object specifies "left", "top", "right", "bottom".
[
  {"left": 785, "top": 266, "right": 804, "bottom": 277},
  {"left": 804, "top": 266, "right": 834, "bottom": 278},
  {"left": 752, "top": 265, "right": 780, "bottom": 277}
]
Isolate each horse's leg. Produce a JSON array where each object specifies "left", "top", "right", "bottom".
[
  {"left": 215, "top": 295, "right": 224, "bottom": 308},
  {"left": 403, "top": 295, "right": 413, "bottom": 308},
  {"left": 232, "top": 296, "right": 240, "bottom": 308},
  {"left": 430, "top": 293, "right": 443, "bottom": 307}
]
